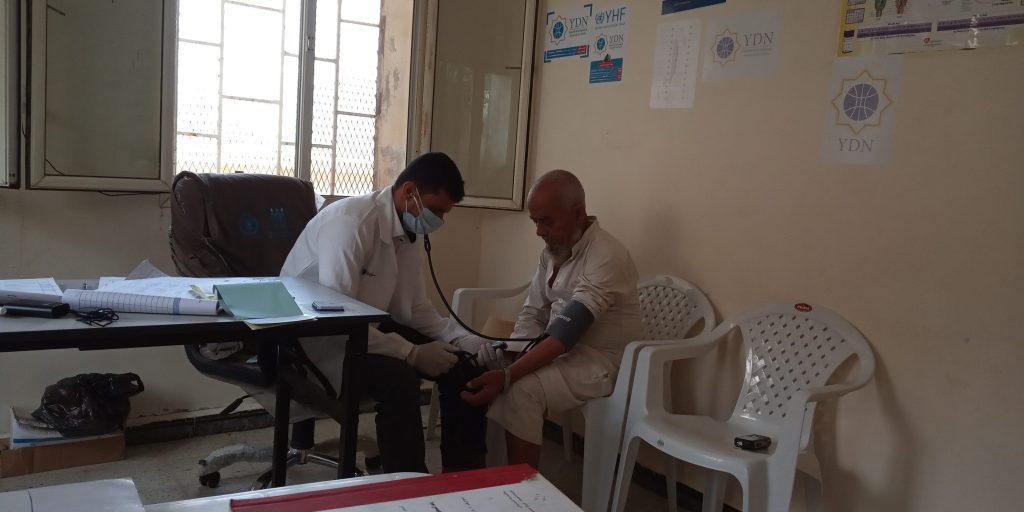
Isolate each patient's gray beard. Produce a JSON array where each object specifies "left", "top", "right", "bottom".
[
  {"left": 548, "top": 227, "right": 583, "bottom": 264},
  {"left": 549, "top": 245, "right": 571, "bottom": 264}
]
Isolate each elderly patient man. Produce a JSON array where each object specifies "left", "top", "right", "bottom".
[{"left": 461, "top": 170, "right": 642, "bottom": 468}]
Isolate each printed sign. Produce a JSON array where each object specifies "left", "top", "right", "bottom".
[
  {"left": 544, "top": 4, "right": 594, "bottom": 63},
  {"left": 837, "top": 0, "right": 1024, "bottom": 56},
  {"left": 703, "top": 7, "right": 783, "bottom": 81},
  {"left": 589, "top": 4, "right": 629, "bottom": 84},
  {"left": 821, "top": 56, "right": 903, "bottom": 166}
]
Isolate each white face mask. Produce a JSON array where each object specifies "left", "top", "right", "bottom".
[{"left": 401, "top": 190, "right": 444, "bottom": 234}]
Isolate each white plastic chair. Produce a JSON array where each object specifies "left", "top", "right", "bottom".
[
  {"left": 609, "top": 301, "right": 876, "bottom": 512},
  {"left": 580, "top": 275, "right": 715, "bottom": 512},
  {"left": 424, "top": 281, "right": 530, "bottom": 441},
  {"left": 427, "top": 275, "right": 715, "bottom": 512}
]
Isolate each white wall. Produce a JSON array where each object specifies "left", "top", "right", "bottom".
[
  {"left": 466, "top": 1, "right": 1023, "bottom": 510},
  {"left": 0, "top": 190, "right": 244, "bottom": 431}
]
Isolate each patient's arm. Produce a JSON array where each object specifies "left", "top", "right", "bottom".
[{"left": 460, "top": 335, "right": 566, "bottom": 406}]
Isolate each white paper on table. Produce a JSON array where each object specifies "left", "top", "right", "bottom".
[
  {"left": 0, "top": 277, "right": 63, "bottom": 303},
  {"left": 650, "top": 19, "right": 701, "bottom": 109},
  {"left": 244, "top": 314, "right": 317, "bottom": 330},
  {"left": 0, "top": 478, "right": 143, "bottom": 512},
  {"left": 62, "top": 289, "right": 221, "bottom": 316},
  {"left": 324, "top": 475, "right": 580, "bottom": 511},
  {"left": 99, "top": 276, "right": 127, "bottom": 288},
  {"left": 125, "top": 259, "right": 170, "bottom": 280},
  {"left": 100, "top": 276, "right": 275, "bottom": 299}
]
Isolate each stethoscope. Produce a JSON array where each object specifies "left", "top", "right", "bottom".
[{"left": 423, "top": 233, "right": 544, "bottom": 354}]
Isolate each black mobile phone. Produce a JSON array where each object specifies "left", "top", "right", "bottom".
[
  {"left": 734, "top": 434, "right": 772, "bottom": 451},
  {"left": 312, "top": 300, "right": 346, "bottom": 312}
]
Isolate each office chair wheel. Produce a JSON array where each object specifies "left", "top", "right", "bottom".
[
  {"left": 365, "top": 455, "right": 381, "bottom": 471},
  {"left": 199, "top": 471, "right": 221, "bottom": 488}
]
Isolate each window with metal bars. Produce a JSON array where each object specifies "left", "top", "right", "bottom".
[{"left": 174, "top": 0, "right": 380, "bottom": 197}]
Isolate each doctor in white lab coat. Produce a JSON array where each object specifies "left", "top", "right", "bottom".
[{"left": 280, "top": 152, "right": 492, "bottom": 473}]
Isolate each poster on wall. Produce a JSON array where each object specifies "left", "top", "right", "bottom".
[
  {"left": 837, "top": 0, "right": 1024, "bottom": 56},
  {"left": 821, "top": 56, "right": 903, "bottom": 166},
  {"left": 702, "top": 7, "right": 783, "bottom": 81},
  {"left": 589, "top": 4, "right": 629, "bottom": 84},
  {"left": 650, "top": 19, "right": 701, "bottom": 108},
  {"left": 662, "top": 0, "right": 725, "bottom": 16},
  {"left": 544, "top": 4, "right": 593, "bottom": 63}
]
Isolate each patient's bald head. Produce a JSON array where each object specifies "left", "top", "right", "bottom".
[
  {"left": 527, "top": 170, "right": 591, "bottom": 259},
  {"left": 528, "top": 170, "right": 586, "bottom": 211}
]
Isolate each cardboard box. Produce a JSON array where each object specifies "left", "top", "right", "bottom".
[{"left": 0, "top": 431, "right": 125, "bottom": 477}]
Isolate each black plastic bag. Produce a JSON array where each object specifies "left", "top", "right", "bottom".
[{"left": 32, "top": 373, "right": 145, "bottom": 437}]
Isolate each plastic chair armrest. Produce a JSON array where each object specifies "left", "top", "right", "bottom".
[
  {"left": 633, "top": 322, "right": 736, "bottom": 366},
  {"left": 797, "top": 350, "right": 875, "bottom": 404},
  {"left": 451, "top": 282, "right": 530, "bottom": 320},
  {"left": 632, "top": 332, "right": 726, "bottom": 379},
  {"left": 609, "top": 338, "right": 687, "bottom": 398}
]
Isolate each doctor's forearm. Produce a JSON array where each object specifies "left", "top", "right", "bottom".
[{"left": 508, "top": 337, "right": 565, "bottom": 383}]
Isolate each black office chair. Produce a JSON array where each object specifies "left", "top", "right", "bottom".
[{"left": 168, "top": 171, "right": 374, "bottom": 489}]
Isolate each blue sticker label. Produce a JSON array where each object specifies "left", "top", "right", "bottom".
[
  {"left": 544, "top": 45, "right": 590, "bottom": 62},
  {"left": 589, "top": 57, "right": 624, "bottom": 84}
]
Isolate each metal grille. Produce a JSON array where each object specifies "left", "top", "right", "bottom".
[
  {"left": 738, "top": 314, "right": 853, "bottom": 421},
  {"left": 174, "top": 0, "right": 380, "bottom": 194}
]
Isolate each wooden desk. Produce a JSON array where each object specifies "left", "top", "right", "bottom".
[{"left": 0, "top": 277, "right": 388, "bottom": 486}]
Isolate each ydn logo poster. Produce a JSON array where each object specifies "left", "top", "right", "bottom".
[{"left": 822, "top": 56, "right": 903, "bottom": 166}]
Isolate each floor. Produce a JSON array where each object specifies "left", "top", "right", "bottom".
[{"left": 0, "top": 407, "right": 673, "bottom": 511}]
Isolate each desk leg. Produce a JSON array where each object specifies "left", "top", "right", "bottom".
[
  {"left": 339, "top": 324, "right": 367, "bottom": 478},
  {"left": 272, "top": 350, "right": 292, "bottom": 488}
]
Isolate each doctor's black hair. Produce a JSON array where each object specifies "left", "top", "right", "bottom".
[{"left": 394, "top": 152, "right": 465, "bottom": 203}]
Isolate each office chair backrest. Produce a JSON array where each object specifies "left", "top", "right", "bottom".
[{"left": 169, "top": 171, "right": 317, "bottom": 278}]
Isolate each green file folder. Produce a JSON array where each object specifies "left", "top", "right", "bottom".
[{"left": 213, "top": 281, "right": 302, "bottom": 320}]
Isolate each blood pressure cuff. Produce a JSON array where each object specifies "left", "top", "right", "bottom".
[{"left": 546, "top": 300, "right": 595, "bottom": 351}]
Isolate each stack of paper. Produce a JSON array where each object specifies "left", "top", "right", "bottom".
[
  {"left": 8, "top": 406, "right": 65, "bottom": 448},
  {"left": 0, "top": 278, "right": 63, "bottom": 303}
]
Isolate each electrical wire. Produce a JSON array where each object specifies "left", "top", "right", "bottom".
[{"left": 423, "top": 233, "right": 543, "bottom": 353}]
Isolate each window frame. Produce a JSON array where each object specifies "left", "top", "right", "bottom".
[
  {"left": 25, "top": 0, "right": 176, "bottom": 192},
  {"left": 408, "top": 0, "right": 536, "bottom": 211},
  {"left": 2, "top": 0, "right": 17, "bottom": 188}
]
